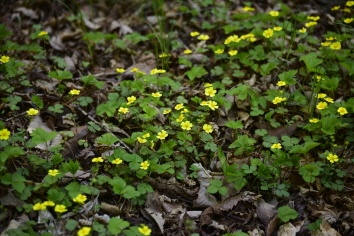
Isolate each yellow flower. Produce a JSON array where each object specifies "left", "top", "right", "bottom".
[
  {"left": 316, "top": 93, "right": 327, "bottom": 98},
  {"left": 204, "top": 83, "right": 212, "bottom": 87},
  {"left": 116, "top": 68, "right": 126, "bottom": 73},
  {"left": 138, "top": 224, "right": 152, "bottom": 236},
  {"left": 137, "top": 71, "right": 146, "bottom": 75},
  {"left": 315, "top": 76, "right": 324, "bottom": 81},
  {"left": 142, "top": 133, "right": 150, "bottom": 138},
  {"left": 242, "top": 6, "right": 255, "bottom": 11},
  {"left": 150, "top": 69, "right": 166, "bottom": 74},
  {"left": 69, "top": 89, "right": 80, "bottom": 95},
  {"left": 198, "top": 34, "right": 210, "bottom": 40},
  {"left": 33, "top": 203, "right": 47, "bottom": 211},
  {"left": 0, "top": 129, "right": 11, "bottom": 140},
  {"left": 118, "top": 107, "right": 129, "bottom": 114},
  {"left": 77, "top": 227, "right": 91, "bottom": 236},
  {"left": 54, "top": 205, "right": 67, "bottom": 213},
  {"left": 307, "top": 16, "right": 320, "bottom": 21},
  {"left": 269, "top": 11, "right": 279, "bottom": 16},
  {"left": 248, "top": 37, "right": 257, "bottom": 42},
  {"left": 175, "top": 103, "right": 184, "bottom": 110},
  {"left": 207, "top": 101, "right": 219, "bottom": 110},
  {"left": 316, "top": 102, "right": 328, "bottom": 110},
  {"left": 48, "top": 169, "right": 59, "bottom": 176},
  {"left": 305, "top": 21, "right": 317, "bottom": 27},
  {"left": 277, "top": 81, "right": 286, "bottom": 86},
  {"left": 327, "top": 153, "right": 339, "bottom": 163},
  {"left": 159, "top": 53, "right": 169, "bottom": 58},
  {"left": 26, "top": 108, "right": 39, "bottom": 115},
  {"left": 152, "top": 92, "right": 162, "bottom": 98},
  {"left": 92, "top": 157, "right": 104, "bottom": 163},
  {"left": 190, "top": 32, "right": 200, "bottom": 37},
  {"left": 43, "top": 201, "right": 55, "bottom": 206},
  {"left": 176, "top": 114, "right": 185, "bottom": 122},
  {"left": 137, "top": 137, "right": 147, "bottom": 143},
  {"left": 204, "top": 87, "right": 217, "bottom": 97},
  {"left": 273, "top": 27, "right": 282, "bottom": 31},
  {"left": 184, "top": 49, "right": 192, "bottom": 54},
  {"left": 140, "top": 160, "right": 150, "bottom": 170},
  {"left": 163, "top": 109, "right": 171, "bottom": 114},
  {"left": 181, "top": 108, "right": 189, "bottom": 113},
  {"left": 271, "top": 143, "right": 282, "bottom": 149},
  {"left": 330, "top": 42, "right": 341, "bottom": 50},
  {"left": 203, "top": 124, "right": 213, "bottom": 133},
  {"left": 326, "top": 37, "right": 336, "bottom": 41},
  {"left": 131, "top": 68, "right": 139, "bottom": 72},
  {"left": 299, "top": 27, "right": 307, "bottom": 33},
  {"left": 347, "top": 1, "right": 354, "bottom": 6},
  {"left": 112, "top": 158, "right": 123, "bottom": 164},
  {"left": 263, "top": 28, "right": 274, "bottom": 38},
  {"left": 0, "top": 55, "right": 10, "bottom": 63},
  {"left": 321, "top": 42, "right": 331, "bottom": 47},
  {"left": 127, "top": 96, "right": 136, "bottom": 104},
  {"left": 280, "top": 97, "right": 287, "bottom": 102},
  {"left": 272, "top": 97, "right": 283, "bottom": 104},
  {"left": 309, "top": 118, "right": 319, "bottom": 123},
  {"left": 331, "top": 6, "right": 340, "bottom": 10},
  {"left": 157, "top": 130, "right": 168, "bottom": 139},
  {"left": 200, "top": 101, "right": 209, "bottom": 106},
  {"left": 181, "top": 121, "right": 193, "bottom": 130},
  {"left": 337, "top": 107, "right": 348, "bottom": 115},
  {"left": 224, "top": 35, "right": 241, "bottom": 44},
  {"left": 324, "top": 97, "right": 334, "bottom": 103},
  {"left": 38, "top": 31, "right": 48, "bottom": 36},
  {"left": 228, "top": 50, "right": 238, "bottom": 56},
  {"left": 73, "top": 194, "right": 87, "bottom": 204},
  {"left": 344, "top": 18, "right": 353, "bottom": 23},
  {"left": 342, "top": 8, "right": 351, "bottom": 12},
  {"left": 214, "top": 49, "right": 224, "bottom": 54}
]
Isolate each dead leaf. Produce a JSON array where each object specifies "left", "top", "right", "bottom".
[
  {"left": 256, "top": 199, "right": 277, "bottom": 227},
  {"left": 311, "top": 220, "right": 341, "bottom": 236},
  {"left": 277, "top": 222, "right": 299, "bottom": 236}
]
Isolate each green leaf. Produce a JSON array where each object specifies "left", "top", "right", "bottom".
[
  {"left": 65, "top": 220, "right": 78, "bottom": 231},
  {"left": 300, "top": 53, "right": 322, "bottom": 72},
  {"left": 255, "top": 129, "right": 267, "bottom": 136},
  {"left": 207, "top": 185, "right": 218, "bottom": 194},
  {"left": 260, "top": 62, "right": 277, "bottom": 75},
  {"left": 185, "top": 66, "right": 208, "bottom": 80},
  {"left": 48, "top": 70, "right": 73, "bottom": 80},
  {"left": 137, "top": 183, "right": 153, "bottom": 194},
  {"left": 62, "top": 159, "right": 81, "bottom": 175},
  {"left": 321, "top": 117, "right": 341, "bottom": 135},
  {"left": 226, "top": 84, "right": 250, "bottom": 100},
  {"left": 178, "top": 56, "right": 192, "bottom": 67},
  {"left": 77, "top": 96, "right": 93, "bottom": 106},
  {"left": 299, "top": 164, "right": 320, "bottom": 183},
  {"left": 96, "top": 133, "right": 119, "bottom": 146},
  {"left": 341, "top": 60, "right": 354, "bottom": 76},
  {"left": 109, "top": 177, "right": 127, "bottom": 194},
  {"left": 278, "top": 70, "right": 297, "bottom": 85},
  {"left": 82, "top": 75, "right": 105, "bottom": 89},
  {"left": 47, "top": 188, "right": 66, "bottom": 202},
  {"left": 30, "top": 128, "right": 57, "bottom": 145},
  {"left": 0, "top": 24, "right": 13, "bottom": 40},
  {"left": 277, "top": 206, "right": 298, "bottom": 223},
  {"left": 48, "top": 104, "right": 64, "bottom": 113},
  {"left": 50, "top": 56, "right": 67, "bottom": 69},
  {"left": 225, "top": 121, "right": 244, "bottom": 129},
  {"left": 320, "top": 77, "right": 340, "bottom": 91},
  {"left": 122, "top": 185, "right": 140, "bottom": 199},
  {"left": 289, "top": 141, "right": 320, "bottom": 154},
  {"left": 107, "top": 218, "right": 130, "bottom": 235},
  {"left": 31, "top": 95, "right": 44, "bottom": 109},
  {"left": 96, "top": 101, "right": 119, "bottom": 117},
  {"left": 307, "top": 219, "right": 322, "bottom": 231}
]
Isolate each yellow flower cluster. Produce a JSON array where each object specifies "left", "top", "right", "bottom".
[
  {"left": 200, "top": 100, "right": 219, "bottom": 110},
  {"left": 203, "top": 124, "right": 213, "bottom": 133},
  {"left": 269, "top": 11, "right": 279, "bottom": 16},
  {"left": 118, "top": 107, "right": 129, "bottom": 114},
  {"left": 228, "top": 50, "right": 238, "bottom": 56},
  {"left": 38, "top": 31, "right": 48, "bottom": 36},
  {"left": 77, "top": 227, "right": 91, "bottom": 236},
  {"left": 184, "top": 49, "right": 192, "bottom": 54},
  {"left": 127, "top": 96, "right": 136, "bottom": 104},
  {"left": 48, "top": 169, "right": 59, "bottom": 176},
  {"left": 152, "top": 92, "right": 162, "bottom": 98},
  {"left": 271, "top": 143, "right": 282, "bottom": 149},
  {"left": 277, "top": 81, "right": 286, "bottom": 86},
  {"left": 204, "top": 87, "right": 217, "bottom": 97},
  {"left": 299, "top": 27, "right": 307, "bottom": 33},
  {"left": 159, "top": 53, "right": 170, "bottom": 58},
  {"left": 344, "top": 18, "right": 353, "bottom": 23},
  {"left": 198, "top": 34, "right": 210, "bottom": 40},
  {"left": 181, "top": 121, "right": 193, "bottom": 130},
  {"left": 137, "top": 133, "right": 150, "bottom": 143},
  {"left": 307, "top": 16, "right": 320, "bottom": 21},
  {"left": 116, "top": 68, "right": 125, "bottom": 73},
  {"left": 337, "top": 107, "right": 348, "bottom": 115},
  {"left": 224, "top": 35, "right": 241, "bottom": 44},
  {"left": 309, "top": 118, "right": 319, "bottom": 123},
  {"left": 190, "top": 32, "right": 200, "bottom": 37},
  {"left": 273, "top": 26, "right": 282, "bottom": 31},
  {"left": 316, "top": 102, "right": 328, "bottom": 110},
  {"left": 214, "top": 49, "right": 224, "bottom": 54},
  {"left": 156, "top": 130, "right": 168, "bottom": 139}
]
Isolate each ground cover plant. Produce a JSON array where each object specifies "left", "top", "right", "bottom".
[{"left": 0, "top": 0, "right": 354, "bottom": 235}]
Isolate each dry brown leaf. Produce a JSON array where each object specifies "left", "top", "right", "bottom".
[
  {"left": 100, "top": 202, "right": 122, "bottom": 215},
  {"left": 311, "top": 220, "right": 341, "bottom": 236},
  {"left": 256, "top": 199, "right": 277, "bottom": 226},
  {"left": 277, "top": 222, "right": 299, "bottom": 236}
]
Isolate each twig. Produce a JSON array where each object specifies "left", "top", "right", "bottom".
[{"left": 75, "top": 106, "right": 133, "bottom": 153}]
